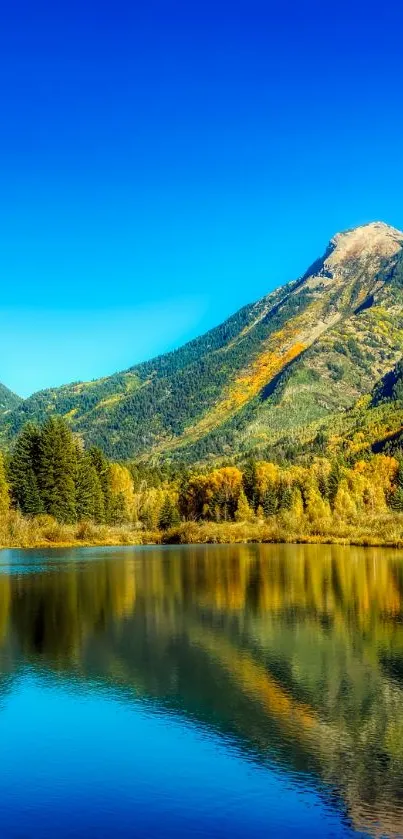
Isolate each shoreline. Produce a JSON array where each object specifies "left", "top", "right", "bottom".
[{"left": 2, "top": 530, "right": 403, "bottom": 551}]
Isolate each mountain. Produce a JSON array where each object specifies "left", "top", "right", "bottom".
[
  {"left": 0, "top": 384, "right": 22, "bottom": 415},
  {"left": 2, "top": 221, "right": 403, "bottom": 463}
]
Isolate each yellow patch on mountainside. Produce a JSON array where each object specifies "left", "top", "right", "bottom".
[
  {"left": 63, "top": 408, "right": 78, "bottom": 420},
  {"left": 147, "top": 298, "right": 340, "bottom": 457},
  {"left": 177, "top": 341, "right": 306, "bottom": 443},
  {"left": 97, "top": 393, "right": 123, "bottom": 410}
]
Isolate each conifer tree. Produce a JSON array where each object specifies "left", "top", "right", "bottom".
[
  {"left": 89, "top": 447, "right": 111, "bottom": 523},
  {"left": 76, "top": 453, "right": 105, "bottom": 522},
  {"left": 242, "top": 459, "right": 258, "bottom": 510},
  {"left": 263, "top": 486, "right": 277, "bottom": 516},
  {"left": 277, "top": 482, "right": 293, "bottom": 510},
  {"left": 8, "top": 423, "right": 43, "bottom": 515},
  {"left": 109, "top": 492, "right": 127, "bottom": 525},
  {"left": 390, "top": 456, "right": 403, "bottom": 512},
  {"left": 158, "top": 494, "right": 180, "bottom": 530},
  {"left": 38, "top": 417, "right": 77, "bottom": 522},
  {"left": 328, "top": 460, "right": 343, "bottom": 508}
]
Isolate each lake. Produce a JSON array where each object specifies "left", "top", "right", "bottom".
[{"left": 0, "top": 543, "right": 402, "bottom": 838}]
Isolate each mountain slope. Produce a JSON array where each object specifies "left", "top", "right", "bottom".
[
  {"left": 2, "top": 221, "right": 403, "bottom": 462},
  {"left": 0, "top": 383, "right": 22, "bottom": 415}
]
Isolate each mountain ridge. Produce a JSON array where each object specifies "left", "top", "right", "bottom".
[
  {"left": 0, "top": 383, "right": 22, "bottom": 415},
  {"left": 2, "top": 220, "right": 403, "bottom": 463}
]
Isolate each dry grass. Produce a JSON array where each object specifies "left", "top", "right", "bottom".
[
  {"left": 1, "top": 511, "right": 403, "bottom": 550},
  {"left": 0, "top": 512, "right": 161, "bottom": 550},
  {"left": 162, "top": 512, "right": 403, "bottom": 548}
]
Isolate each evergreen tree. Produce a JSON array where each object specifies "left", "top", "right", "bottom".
[
  {"left": 158, "top": 495, "right": 180, "bottom": 530},
  {"left": 390, "top": 456, "right": 403, "bottom": 511},
  {"left": 37, "top": 417, "right": 77, "bottom": 522},
  {"left": 109, "top": 491, "right": 127, "bottom": 525},
  {"left": 89, "top": 447, "right": 111, "bottom": 523},
  {"left": 263, "top": 486, "right": 277, "bottom": 516},
  {"left": 242, "top": 458, "right": 258, "bottom": 510},
  {"left": 328, "top": 460, "right": 343, "bottom": 508},
  {"left": 8, "top": 423, "right": 43, "bottom": 515},
  {"left": 76, "top": 453, "right": 105, "bottom": 522},
  {"left": 277, "top": 482, "right": 293, "bottom": 510}
]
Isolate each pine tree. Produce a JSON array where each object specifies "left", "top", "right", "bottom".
[
  {"left": 242, "top": 459, "right": 258, "bottom": 510},
  {"left": 109, "top": 491, "right": 127, "bottom": 525},
  {"left": 263, "top": 486, "right": 277, "bottom": 516},
  {"left": 37, "top": 417, "right": 77, "bottom": 522},
  {"left": 390, "top": 456, "right": 403, "bottom": 511},
  {"left": 76, "top": 453, "right": 105, "bottom": 522},
  {"left": 328, "top": 460, "right": 343, "bottom": 508},
  {"left": 89, "top": 447, "right": 111, "bottom": 523},
  {"left": 277, "top": 482, "right": 293, "bottom": 510},
  {"left": 158, "top": 495, "right": 180, "bottom": 530},
  {"left": 8, "top": 423, "right": 43, "bottom": 515}
]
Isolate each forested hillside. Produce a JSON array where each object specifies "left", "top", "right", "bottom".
[
  {"left": 1, "top": 221, "right": 403, "bottom": 464},
  {"left": 0, "top": 384, "right": 21, "bottom": 415}
]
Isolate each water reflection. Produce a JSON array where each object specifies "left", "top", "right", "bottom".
[{"left": 1, "top": 543, "right": 403, "bottom": 838}]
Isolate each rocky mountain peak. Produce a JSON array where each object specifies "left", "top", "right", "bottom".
[{"left": 326, "top": 221, "right": 403, "bottom": 275}]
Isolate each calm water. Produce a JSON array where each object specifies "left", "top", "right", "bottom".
[{"left": 0, "top": 544, "right": 403, "bottom": 838}]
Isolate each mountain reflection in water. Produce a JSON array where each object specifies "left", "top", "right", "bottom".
[{"left": 0, "top": 542, "right": 403, "bottom": 838}]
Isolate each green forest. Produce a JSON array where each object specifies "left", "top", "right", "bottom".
[{"left": 1, "top": 414, "right": 403, "bottom": 548}]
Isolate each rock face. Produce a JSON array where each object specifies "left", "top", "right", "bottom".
[
  {"left": 2, "top": 222, "right": 403, "bottom": 462},
  {"left": 328, "top": 221, "right": 403, "bottom": 270}
]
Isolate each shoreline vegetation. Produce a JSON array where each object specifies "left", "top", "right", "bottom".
[
  {"left": 2, "top": 512, "right": 403, "bottom": 550},
  {"left": 2, "top": 415, "right": 403, "bottom": 550}
]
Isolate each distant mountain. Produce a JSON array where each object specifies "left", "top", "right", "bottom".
[
  {"left": 0, "top": 383, "right": 22, "bottom": 415},
  {"left": 2, "top": 221, "right": 403, "bottom": 462}
]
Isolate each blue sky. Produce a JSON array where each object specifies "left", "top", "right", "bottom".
[{"left": 1, "top": 0, "right": 403, "bottom": 396}]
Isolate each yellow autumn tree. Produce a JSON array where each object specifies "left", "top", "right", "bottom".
[
  {"left": 334, "top": 480, "right": 357, "bottom": 521},
  {"left": 109, "top": 463, "right": 135, "bottom": 523},
  {"left": 235, "top": 489, "right": 255, "bottom": 522},
  {"left": 0, "top": 452, "right": 9, "bottom": 528}
]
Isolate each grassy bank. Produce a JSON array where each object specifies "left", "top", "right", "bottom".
[
  {"left": 2, "top": 509, "right": 403, "bottom": 550},
  {"left": 0, "top": 512, "right": 161, "bottom": 549}
]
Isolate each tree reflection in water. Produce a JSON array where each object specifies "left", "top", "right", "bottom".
[{"left": 1, "top": 543, "right": 403, "bottom": 838}]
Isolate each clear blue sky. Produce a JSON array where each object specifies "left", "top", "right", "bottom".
[{"left": 1, "top": 0, "right": 403, "bottom": 397}]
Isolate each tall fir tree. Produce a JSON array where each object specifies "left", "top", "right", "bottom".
[
  {"left": 8, "top": 423, "right": 43, "bottom": 515},
  {"left": 390, "top": 455, "right": 403, "bottom": 512},
  {"left": 328, "top": 460, "right": 343, "bottom": 508},
  {"left": 37, "top": 417, "right": 77, "bottom": 522},
  {"left": 76, "top": 453, "right": 105, "bottom": 522},
  {"left": 263, "top": 486, "right": 277, "bottom": 516},
  {"left": 89, "top": 446, "right": 111, "bottom": 523},
  {"left": 242, "top": 458, "right": 258, "bottom": 510},
  {"left": 158, "top": 494, "right": 180, "bottom": 530}
]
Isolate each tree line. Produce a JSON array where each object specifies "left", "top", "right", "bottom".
[
  {"left": 1, "top": 417, "right": 134, "bottom": 525},
  {"left": 0, "top": 416, "right": 403, "bottom": 537}
]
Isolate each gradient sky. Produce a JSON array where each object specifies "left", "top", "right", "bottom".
[{"left": 1, "top": 0, "right": 403, "bottom": 396}]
